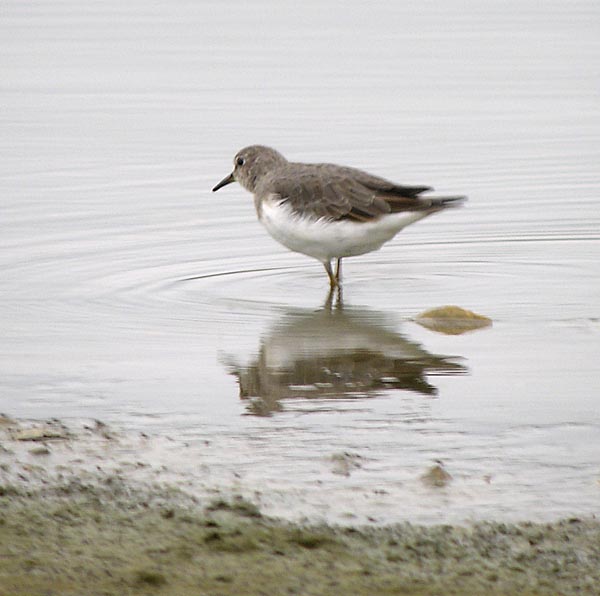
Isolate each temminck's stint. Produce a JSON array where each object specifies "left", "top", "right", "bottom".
[{"left": 213, "top": 145, "right": 466, "bottom": 288}]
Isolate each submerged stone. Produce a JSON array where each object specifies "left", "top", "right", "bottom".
[
  {"left": 421, "top": 463, "right": 453, "bottom": 488},
  {"left": 415, "top": 305, "right": 492, "bottom": 335}
]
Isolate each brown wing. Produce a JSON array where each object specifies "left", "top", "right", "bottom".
[{"left": 268, "top": 163, "right": 439, "bottom": 222}]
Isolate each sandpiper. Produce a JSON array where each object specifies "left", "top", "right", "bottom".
[{"left": 213, "top": 145, "right": 466, "bottom": 288}]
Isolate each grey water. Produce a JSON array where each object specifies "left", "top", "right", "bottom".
[{"left": 1, "top": 0, "right": 599, "bottom": 524}]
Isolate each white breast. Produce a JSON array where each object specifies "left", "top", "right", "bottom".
[{"left": 257, "top": 196, "right": 429, "bottom": 263}]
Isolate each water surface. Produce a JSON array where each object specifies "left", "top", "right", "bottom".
[{"left": 1, "top": 0, "right": 599, "bottom": 524}]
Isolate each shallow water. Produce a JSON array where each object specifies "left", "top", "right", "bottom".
[{"left": 1, "top": 0, "right": 599, "bottom": 524}]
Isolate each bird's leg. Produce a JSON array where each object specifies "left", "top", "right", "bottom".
[
  {"left": 323, "top": 261, "right": 338, "bottom": 289},
  {"left": 335, "top": 283, "right": 343, "bottom": 308},
  {"left": 324, "top": 283, "right": 343, "bottom": 311},
  {"left": 324, "top": 286, "right": 335, "bottom": 311},
  {"left": 335, "top": 258, "right": 342, "bottom": 285}
]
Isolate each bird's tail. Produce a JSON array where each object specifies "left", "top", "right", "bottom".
[{"left": 424, "top": 195, "right": 467, "bottom": 210}]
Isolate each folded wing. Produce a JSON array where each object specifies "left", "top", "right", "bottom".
[{"left": 271, "top": 163, "right": 463, "bottom": 222}]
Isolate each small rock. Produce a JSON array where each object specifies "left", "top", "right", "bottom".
[
  {"left": 415, "top": 305, "right": 492, "bottom": 335},
  {"left": 421, "top": 463, "right": 452, "bottom": 488},
  {"left": 29, "top": 446, "right": 51, "bottom": 456},
  {"left": 330, "top": 452, "right": 363, "bottom": 476},
  {"left": 11, "top": 427, "right": 68, "bottom": 441}
]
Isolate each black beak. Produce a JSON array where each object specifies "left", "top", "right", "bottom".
[{"left": 212, "top": 172, "right": 235, "bottom": 192}]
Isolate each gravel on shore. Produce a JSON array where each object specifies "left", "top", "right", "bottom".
[{"left": 1, "top": 416, "right": 599, "bottom": 595}]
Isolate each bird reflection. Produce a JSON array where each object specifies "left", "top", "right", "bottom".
[{"left": 226, "top": 298, "right": 467, "bottom": 416}]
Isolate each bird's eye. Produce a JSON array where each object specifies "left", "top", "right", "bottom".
[{"left": 236, "top": 157, "right": 245, "bottom": 166}]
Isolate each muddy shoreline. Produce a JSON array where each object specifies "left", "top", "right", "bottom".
[
  {"left": 1, "top": 416, "right": 599, "bottom": 595},
  {"left": 2, "top": 484, "right": 599, "bottom": 596}
]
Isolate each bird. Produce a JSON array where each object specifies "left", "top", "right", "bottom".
[{"left": 212, "top": 145, "right": 466, "bottom": 289}]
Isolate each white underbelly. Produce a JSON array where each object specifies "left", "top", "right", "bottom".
[{"left": 258, "top": 199, "right": 429, "bottom": 262}]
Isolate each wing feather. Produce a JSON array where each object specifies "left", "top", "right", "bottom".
[{"left": 268, "top": 162, "right": 441, "bottom": 222}]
